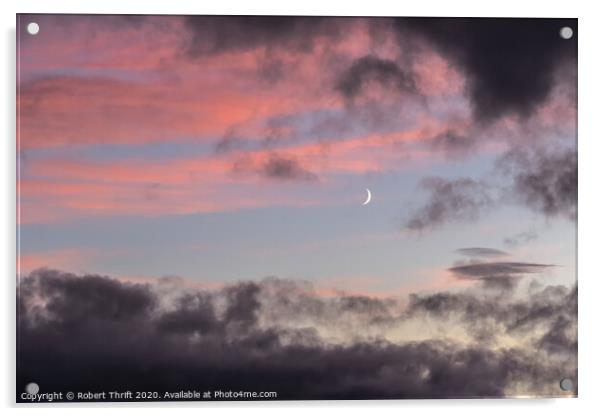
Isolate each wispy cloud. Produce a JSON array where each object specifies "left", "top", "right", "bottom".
[
  {"left": 498, "top": 147, "right": 577, "bottom": 221},
  {"left": 405, "top": 177, "right": 494, "bottom": 231},
  {"left": 335, "top": 55, "right": 418, "bottom": 101},
  {"left": 455, "top": 248, "right": 509, "bottom": 258}
]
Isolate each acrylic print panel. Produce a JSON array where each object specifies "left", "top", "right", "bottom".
[{"left": 16, "top": 15, "right": 577, "bottom": 402}]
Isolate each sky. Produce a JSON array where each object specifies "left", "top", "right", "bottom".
[{"left": 17, "top": 15, "right": 577, "bottom": 400}]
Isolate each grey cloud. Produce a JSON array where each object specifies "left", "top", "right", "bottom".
[
  {"left": 409, "top": 284, "right": 576, "bottom": 355},
  {"left": 232, "top": 153, "right": 318, "bottom": 182},
  {"left": 156, "top": 292, "right": 220, "bottom": 335},
  {"left": 224, "top": 281, "right": 262, "bottom": 325},
  {"left": 17, "top": 269, "right": 576, "bottom": 401},
  {"left": 335, "top": 55, "right": 418, "bottom": 101},
  {"left": 503, "top": 230, "right": 538, "bottom": 247},
  {"left": 427, "top": 130, "right": 477, "bottom": 158},
  {"left": 216, "top": 119, "right": 298, "bottom": 154},
  {"left": 183, "top": 16, "right": 342, "bottom": 56},
  {"left": 408, "top": 284, "right": 574, "bottom": 326},
  {"left": 537, "top": 315, "right": 577, "bottom": 356},
  {"left": 405, "top": 177, "right": 493, "bottom": 231},
  {"left": 215, "top": 126, "right": 248, "bottom": 154},
  {"left": 449, "top": 262, "right": 554, "bottom": 278},
  {"left": 18, "top": 268, "right": 157, "bottom": 324},
  {"left": 261, "top": 154, "right": 318, "bottom": 181},
  {"left": 407, "top": 144, "right": 576, "bottom": 232},
  {"left": 393, "top": 18, "right": 577, "bottom": 123},
  {"left": 448, "top": 261, "right": 555, "bottom": 290},
  {"left": 456, "top": 248, "right": 509, "bottom": 258},
  {"left": 182, "top": 16, "right": 577, "bottom": 127},
  {"left": 499, "top": 147, "right": 577, "bottom": 221}
]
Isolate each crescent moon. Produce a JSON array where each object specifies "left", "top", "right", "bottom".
[{"left": 362, "top": 188, "right": 372, "bottom": 205}]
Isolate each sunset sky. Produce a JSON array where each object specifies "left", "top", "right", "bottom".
[
  {"left": 17, "top": 15, "right": 576, "bottom": 295},
  {"left": 17, "top": 15, "right": 577, "bottom": 400}
]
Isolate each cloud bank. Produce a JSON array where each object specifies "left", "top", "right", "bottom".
[{"left": 18, "top": 269, "right": 576, "bottom": 401}]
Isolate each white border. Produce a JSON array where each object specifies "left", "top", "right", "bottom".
[{"left": 2, "top": 1, "right": 601, "bottom": 415}]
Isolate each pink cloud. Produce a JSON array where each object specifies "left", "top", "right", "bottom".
[
  {"left": 18, "top": 107, "right": 478, "bottom": 224},
  {"left": 18, "top": 15, "right": 472, "bottom": 152},
  {"left": 18, "top": 248, "right": 97, "bottom": 274},
  {"left": 18, "top": 75, "right": 326, "bottom": 149},
  {"left": 17, "top": 15, "right": 574, "bottom": 227}
]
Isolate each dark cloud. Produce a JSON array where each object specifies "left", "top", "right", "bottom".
[
  {"left": 409, "top": 283, "right": 574, "bottom": 325},
  {"left": 183, "top": 16, "right": 341, "bottom": 56},
  {"left": 155, "top": 292, "right": 219, "bottom": 335},
  {"left": 18, "top": 268, "right": 157, "bottom": 323},
  {"left": 405, "top": 177, "right": 493, "bottom": 231},
  {"left": 537, "top": 315, "right": 577, "bottom": 356},
  {"left": 405, "top": 145, "right": 576, "bottom": 232},
  {"left": 405, "top": 144, "right": 576, "bottom": 232},
  {"left": 256, "top": 55, "right": 287, "bottom": 83},
  {"left": 409, "top": 283, "right": 576, "bottom": 353},
  {"left": 232, "top": 153, "right": 318, "bottom": 182},
  {"left": 455, "top": 248, "right": 509, "bottom": 258},
  {"left": 261, "top": 154, "right": 318, "bottom": 181},
  {"left": 215, "top": 126, "right": 248, "bottom": 154},
  {"left": 448, "top": 261, "right": 555, "bottom": 290},
  {"left": 499, "top": 147, "right": 577, "bottom": 221},
  {"left": 427, "top": 130, "right": 477, "bottom": 158},
  {"left": 183, "top": 16, "right": 577, "bottom": 126},
  {"left": 216, "top": 118, "right": 299, "bottom": 154},
  {"left": 224, "top": 281, "right": 261, "bottom": 325},
  {"left": 17, "top": 269, "right": 576, "bottom": 401},
  {"left": 335, "top": 55, "right": 418, "bottom": 100},
  {"left": 449, "top": 262, "right": 554, "bottom": 278},
  {"left": 393, "top": 18, "right": 577, "bottom": 123}
]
